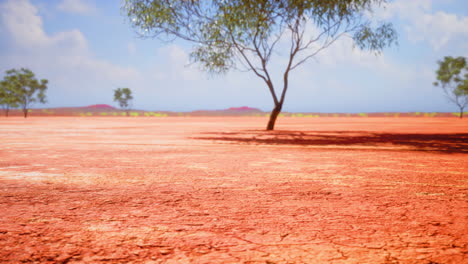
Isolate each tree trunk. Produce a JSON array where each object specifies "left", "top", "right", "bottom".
[
  {"left": 5, "top": 107, "right": 9, "bottom": 117},
  {"left": 23, "top": 108, "right": 28, "bottom": 118},
  {"left": 460, "top": 108, "right": 464, "bottom": 119},
  {"left": 266, "top": 104, "right": 282, "bottom": 130}
]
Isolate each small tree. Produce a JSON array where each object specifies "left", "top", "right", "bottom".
[
  {"left": 114, "top": 87, "right": 133, "bottom": 115},
  {"left": 124, "top": 0, "right": 397, "bottom": 130},
  {"left": 2, "top": 68, "right": 48, "bottom": 118},
  {"left": 0, "top": 80, "right": 19, "bottom": 117},
  {"left": 433, "top": 56, "right": 468, "bottom": 118}
]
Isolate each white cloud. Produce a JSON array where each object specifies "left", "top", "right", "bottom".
[
  {"left": 153, "top": 45, "right": 202, "bottom": 81},
  {"left": 376, "top": 0, "right": 468, "bottom": 51},
  {"left": 0, "top": 0, "right": 49, "bottom": 48},
  {"left": 57, "top": 0, "right": 97, "bottom": 15},
  {"left": 0, "top": 0, "right": 142, "bottom": 107}
]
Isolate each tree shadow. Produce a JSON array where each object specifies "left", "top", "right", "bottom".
[{"left": 193, "top": 130, "right": 468, "bottom": 154}]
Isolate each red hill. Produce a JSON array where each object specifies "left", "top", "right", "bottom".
[{"left": 86, "top": 104, "right": 116, "bottom": 109}]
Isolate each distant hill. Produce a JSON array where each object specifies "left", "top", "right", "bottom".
[
  {"left": 85, "top": 104, "right": 116, "bottom": 110},
  {"left": 0, "top": 104, "right": 463, "bottom": 117}
]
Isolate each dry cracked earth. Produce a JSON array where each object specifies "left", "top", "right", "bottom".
[{"left": 0, "top": 117, "right": 467, "bottom": 263}]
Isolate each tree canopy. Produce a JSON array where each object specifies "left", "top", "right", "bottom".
[
  {"left": 434, "top": 56, "right": 468, "bottom": 118},
  {"left": 0, "top": 80, "right": 19, "bottom": 117},
  {"left": 1, "top": 68, "right": 48, "bottom": 118},
  {"left": 114, "top": 87, "right": 134, "bottom": 115},
  {"left": 124, "top": 0, "right": 397, "bottom": 129}
]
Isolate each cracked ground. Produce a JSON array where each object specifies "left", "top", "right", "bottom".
[{"left": 0, "top": 117, "right": 467, "bottom": 263}]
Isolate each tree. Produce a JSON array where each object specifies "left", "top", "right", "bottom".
[
  {"left": 114, "top": 87, "right": 133, "bottom": 115},
  {"left": 433, "top": 56, "right": 468, "bottom": 118},
  {"left": 0, "top": 80, "right": 19, "bottom": 117},
  {"left": 124, "top": 0, "right": 397, "bottom": 130},
  {"left": 1, "top": 68, "right": 48, "bottom": 118}
]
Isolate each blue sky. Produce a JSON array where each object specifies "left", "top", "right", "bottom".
[{"left": 0, "top": 0, "right": 467, "bottom": 112}]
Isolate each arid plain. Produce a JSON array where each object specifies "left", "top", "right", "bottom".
[{"left": 0, "top": 116, "right": 467, "bottom": 263}]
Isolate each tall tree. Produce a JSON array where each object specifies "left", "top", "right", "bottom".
[
  {"left": 1, "top": 68, "right": 48, "bottom": 118},
  {"left": 0, "top": 80, "right": 19, "bottom": 117},
  {"left": 433, "top": 56, "right": 468, "bottom": 118},
  {"left": 114, "top": 87, "right": 133, "bottom": 115},
  {"left": 124, "top": 0, "right": 397, "bottom": 130}
]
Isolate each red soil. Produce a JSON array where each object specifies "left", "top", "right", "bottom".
[{"left": 0, "top": 117, "right": 467, "bottom": 263}]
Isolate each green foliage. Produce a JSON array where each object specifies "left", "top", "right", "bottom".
[
  {"left": 100, "top": 112, "right": 109, "bottom": 116},
  {"left": 0, "top": 68, "right": 48, "bottom": 117},
  {"left": 41, "top": 109, "right": 54, "bottom": 115},
  {"left": 358, "top": 113, "right": 368, "bottom": 117},
  {"left": 130, "top": 112, "right": 140, "bottom": 116},
  {"left": 423, "top": 112, "right": 437, "bottom": 118},
  {"left": 434, "top": 56, "right": 468, "bottom": 118},
  {"left": 113, "top": 88, "right": 133, "bottom": 112},
  {"left": 124, "top": 0, "right": 397, "bottom": 129},
  {"left": 0, "top": 80, "right": 19, "bottom": 116}
]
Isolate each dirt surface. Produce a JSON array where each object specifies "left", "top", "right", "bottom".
[{"left": 0, "top": 117, "right": 467, "bottom": 264}]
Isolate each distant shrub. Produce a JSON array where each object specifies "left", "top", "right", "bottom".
[
  {"left": 393, "top": 113, "right": 400, "bottom": 117},
  {"left": 130, "top": 112, "right": 140, "bottom": 116},
  {"left": 414, "top": 112, "right": 420, "bottom": 116},
  {"left": 424, "top": 112, "right": 437, "bottom": 117},
  {"left": 99, "top": 112, "right": 108, "bottom": 116},
  {"left": 358, "top": 113, "right": 368, "bottom": 117},
  {"left": 41, "top": 109, "right": 54, "bottom": 114}
]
